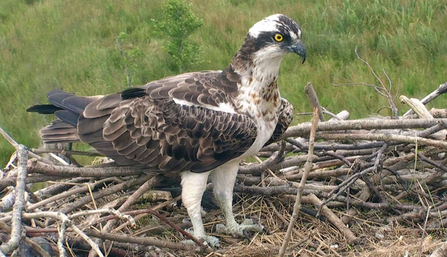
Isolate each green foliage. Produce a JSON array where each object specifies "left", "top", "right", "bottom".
[
  {"left": 0, "top": 0, "right": 446, "bottom": 166},
  {"left": 116, "top": 32, "right": 144, "bottom": 87},
  {"left": 152, "top": 0, "right": 203, "bottom": 72}
]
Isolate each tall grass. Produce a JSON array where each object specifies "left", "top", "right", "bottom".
[{"left": 0, "top": 0, "right": 446, "bottom": 165}]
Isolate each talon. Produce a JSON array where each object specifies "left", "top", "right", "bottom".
[
  {"left": 182, "top": 229, "right": 220, "bottom": 248},
  {"left": 215, "top": 219, "right": 265, "bottom": 238},
  {"left": 243, "top": 229, "right": 250, "bottom": 240}
]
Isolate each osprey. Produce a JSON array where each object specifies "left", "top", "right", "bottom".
[{"left": 27, "top": 14, "right": 306, "bottom": 246}]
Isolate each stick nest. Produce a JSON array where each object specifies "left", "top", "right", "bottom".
[{"left": 2, "top": 81, "right": 447, "bottom": 257}]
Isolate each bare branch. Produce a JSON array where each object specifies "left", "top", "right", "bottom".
[
  {"left": 0, "top": 145, "right": 28, "bottom": 254},
  {"left": 283, "top": 118, "right": 447, "bottom": 138},
  {"left": 279, "top": 107, "right": 319, "bottom": 257}
]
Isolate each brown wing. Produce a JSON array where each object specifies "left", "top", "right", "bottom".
[
  {"left": 264, "top": 98, "right": 293, "bottom": 146},
  {"left": 77, "top": 71, "right": 256, "bottom": 172},
  {"left": 99, "top": 97, "right": 257, "bottom": 172}
]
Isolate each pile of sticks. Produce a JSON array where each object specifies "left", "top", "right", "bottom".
[{"left": 1, "top": 81, "right": 447, "bottom": 257}]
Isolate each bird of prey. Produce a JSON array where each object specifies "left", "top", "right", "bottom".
[{"left": 27, "top": 14, "right": 306, "bottom": 246}]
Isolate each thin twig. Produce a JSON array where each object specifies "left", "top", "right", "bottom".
[
  {"left": 23, "top": 211, "right": 104, "bottom": 257},
  {"left": 146, "top": 208, "right": 207, "bottom": 248},
  {"left": 305, "top": 82, "right": 325, "bottom": 121},
  {"left": 279, "top": 107, "right": 319, "bottom": 257},
  {"left": 58, "top": 175, "right": 153, "bottom": 214},
  {"left": 27, "top": 178, "right": 117, "bottom": 211},
  {"left": 354, "top": 46, "right": 398, "bottom": 118}
]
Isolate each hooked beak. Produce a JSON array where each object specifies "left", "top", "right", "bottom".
[{"left": 287, "top": 41, "right": 306, "bottom": 64}]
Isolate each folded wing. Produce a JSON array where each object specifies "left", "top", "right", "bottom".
[{"left": 29, "top": 71, "right": 257, "bottom": 173}]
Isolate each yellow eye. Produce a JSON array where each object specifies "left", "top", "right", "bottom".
[{"left": 274, "top": 33, "right": 284, "bottom": 42}]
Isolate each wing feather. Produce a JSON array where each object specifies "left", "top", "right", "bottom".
[
  {"left": 100, "top": 94, "right": 256, "bottom": 173},
  {"left": 38, "top": 71, "right": 254, "bottom": 173}
]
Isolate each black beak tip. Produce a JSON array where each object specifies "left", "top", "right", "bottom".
[{"left": 291, "top": 42, "right": 306, "bottom": 64}]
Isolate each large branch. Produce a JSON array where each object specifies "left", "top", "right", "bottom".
[
  {"left": 0, "top": 146, "right": 28, "bottom": 254},
  {"left": 283, "top": 118, "right": 447, "bottom": 138},
  {"left": 27, "top": 159, "right": 156, "bottom": 177},
  {"left": 315, "top": 132, "right": 447, "bottom": 149}
]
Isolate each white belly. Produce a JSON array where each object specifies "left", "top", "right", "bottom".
[{"left": 239, "top": 118, "right": 277, "bottom": 159}]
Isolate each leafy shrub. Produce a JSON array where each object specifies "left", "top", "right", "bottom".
[{"left": 153, "top": 0, "right": 203, "bottom": 72}]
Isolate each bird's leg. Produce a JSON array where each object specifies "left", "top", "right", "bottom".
[
  {"left": 210, "top": 162, "right": 264, "bottom": 237},
  {"left": 180, "top": 170, "right": 219, "bottom": 247}
]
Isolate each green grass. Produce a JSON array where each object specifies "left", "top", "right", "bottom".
[{"left": 1, "top": 0, "right": 446, "bottom": 165}]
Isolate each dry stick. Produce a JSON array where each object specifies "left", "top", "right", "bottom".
[
  {"left": 234, "top": 184, "right": 298, "bottom": 196},
  {"left": 266, "top": 150, "right": 366, "bottom": 173},
  {"left": 278, "top": 107, "right": 319, "bottom": 257},
  {"left": 27, "top": 159, "right": 155, "bottom": 177},
  {"left": 322, "top": 150, "right": 352, "bottom": 167},
  {"left": 34, "top": 177, "right": 87, "bottom": 196},
  {"left": 392, "top": 169, "right": 442, "bottom": 205},
  {"left": 143, "top": 208, "right": 207, "bottom": 248},
  {"left": 323, "top": 165, "right": 374, "bottom": 206},
  {"left": 0, "top": 221, "right": 51, "bottom": 257},
  {"left": 58, "top": 175, "right": 153, "bottom": 214},
  {"left": 404, "top": 82, "right": 447, "bottom": 117},
  {"left": 430, "top": 243, "right": 447, "bottom": 257},
  {"left": 400, "top": 96, "right": 433, "bottom": 118},
  {"left": 361, "top": 143, "right": 388, "bottom": 202},
  {"left": 102, "top": 176, "right": 161, "bottom": 229},
  {"left": 69, "top": 209, "right": 137, "bottom": 228},
  {"left": 0, "top": 126, "right": 46, "bottom": 162},
  {"left": 88, "top": 176, "right": 173, "bottom": 257},
  {"left": 23, "top": 212, "right": 145, "bottom": 237},
  {"left": 22, "top": 211, "right": 105, "bottom": 257},
  {"left": 25, "top": 185, "right": 41, "bottom": 203},
  {"left": 32, "top": 148, "right": 103, "bottom": 156},
  {"left": 304, "top": 194, "right": 358, "bottom": 244},
  {"left": 0, "top": 174, "right": 66, "bottom": 191},
  {"left": 354, "top": 46, "right": 398, "bottom": 118},
  {"left": 0, "top": 190, "right": 15, "bottom": 212},
  {"left": 0, "top": 145, "right": 28, "bottom": 254},
  {"left": 86, "top": 229, "right": 198, "bottom": 252},
  {"left": 305, "top": 82, "right": 325, "bottom": 121},
  {"left": 273, "top": 192, "right": 422, "bottom": 212},
  {"left": 316, "top": 132, "right": 447, "bottom": 149},
  {"left": 284, "top": 168, "right": 350, "bottom": 181},
  {"left": 112, "top": 195, "right": 182, "bottom": 232},
  {"left": 283, "top": 118, "right": 447, "bottom": 138},
  {"left": 400, "top": 96, "right": 447, "bottom": 140},
  {"left": 418, "top": 122, "right": 447, "bottom": 138},
  {"left": 59, "top": 218, "right": 68, "bottom": 257},
  {"left": 27, "top": 178, "right": 116, "bottom": 211},
  {"left": 0, "top": 126, "right": 19, "bottom": 149},
  {"left": 23, "top": 237, "right": 52, "bottom": 257}
]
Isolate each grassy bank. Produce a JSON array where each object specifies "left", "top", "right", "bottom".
[{"left": 0, "top": 0, "right": 446, "bottom": 165}]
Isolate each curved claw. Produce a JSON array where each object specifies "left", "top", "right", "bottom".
[
  {"left": 183, "top": 228, "right": 221, "bottom": 248},
  {"left": 215, "top": 219, "right": 264, "bottom": 238}
]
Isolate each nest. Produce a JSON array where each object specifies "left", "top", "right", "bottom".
[{"left": 2, "top": 81, "right": 447, "bottom": 257}]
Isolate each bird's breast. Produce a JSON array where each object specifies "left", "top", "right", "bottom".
[{"left": 235, "top": 85, "right": 281, "bottom": 159}]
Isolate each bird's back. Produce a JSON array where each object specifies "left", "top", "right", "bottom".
[{"left": 29, "top": 70, "right": 260, "bottom": 173}]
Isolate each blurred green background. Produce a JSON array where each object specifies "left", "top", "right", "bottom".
[{"left": 1, "top": 0, "right": 446, "bottom": 165}]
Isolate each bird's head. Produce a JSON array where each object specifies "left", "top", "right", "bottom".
[
  {"left": 248, "top": 14, "right": 306, "bottom": 63},
  {"left": 232, "top": 14, "right": 306, "bottom": 81}
]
